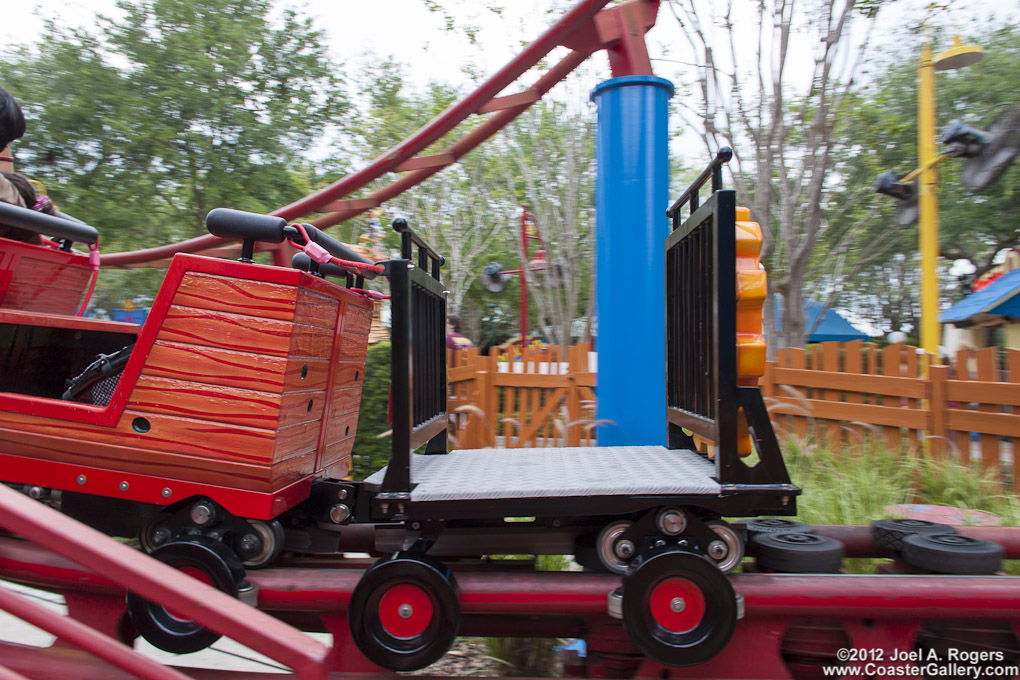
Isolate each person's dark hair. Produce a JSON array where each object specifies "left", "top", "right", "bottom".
[
  {"left": 0, "top": 86, "right": 26, "bottom": 150},
  {"left": 2, "top": 172, "right": 56, "bottom": 215},
  {"left": 0, "top": 171, "right": 50, "bottom": 244},
  {"left": 447, "top": 315, "right": 462, "bottom": 333}
]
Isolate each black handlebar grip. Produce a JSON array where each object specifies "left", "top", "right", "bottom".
[
  {"left": 0, "top": 201, "right": 99, "bottom": 245},
  {"left": 291, "top": 252, "right": 352, "bottom": 280},
  {"left": 206, "top": 208, "right": 287, "bottom": 243},
  {"left": 296, "top": 224, "right": 378, "bottom": 280}
]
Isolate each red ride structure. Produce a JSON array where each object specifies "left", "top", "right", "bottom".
[{"left": 1, "top": 1, "right": 1019, "bottom": 678}]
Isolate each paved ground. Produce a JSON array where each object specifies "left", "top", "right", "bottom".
[{"left": 0, "top": 580, "right": 314, "bottom": 674}]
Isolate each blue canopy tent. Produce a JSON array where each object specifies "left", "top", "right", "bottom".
[{"left": 772, "top": 296, "right": 870, "bottom": 343}]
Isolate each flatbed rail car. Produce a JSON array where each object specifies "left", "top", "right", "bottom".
[{"left": 335, "top": 149, "right": 800, "bottom": 671}]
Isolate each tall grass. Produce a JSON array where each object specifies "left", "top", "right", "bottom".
[{"left": 783, "top": 437, "right": 1020, "bottom": 526}]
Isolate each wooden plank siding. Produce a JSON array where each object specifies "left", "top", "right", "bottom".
[
  {"left": 0, "top": 241, "right": 93, "bottom": 316},
  {"left": 447, "top": 343, "right": 597, "bottom": 449},
  {"left": 0, "top": 254, "right": 372, "bottom": 492}
]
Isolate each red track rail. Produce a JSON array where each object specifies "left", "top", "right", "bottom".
[
  {"left": 0, "top": 484, "right": 330, "bottom": 680},
  {"left": 100, "top": 0, "right": 661, "bottom": 268},
  {"left": 3, "top": 525, "right": 1020, "bottom": 678}
]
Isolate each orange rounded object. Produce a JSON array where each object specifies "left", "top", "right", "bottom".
[{"left": 735, "top": 207, "right": 766, "bottom": 384}]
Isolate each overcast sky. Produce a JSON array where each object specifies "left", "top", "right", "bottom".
[
  {"left": 2, "top": 0, "right": 1017, "bottom": 155},
  {"left": 0, "top": 0, "right": 575, "bottom": 89},
  {"left": 4, "top": 0, "right": 1016, "bottom": 100}
]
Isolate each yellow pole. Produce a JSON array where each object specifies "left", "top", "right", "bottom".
[{"left": 917, "top": 42, "right": 940, "bottom": 361}]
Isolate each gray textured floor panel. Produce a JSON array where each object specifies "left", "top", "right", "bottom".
[{"left": 364, "top": 446, "right": 719, "bottom": 501}]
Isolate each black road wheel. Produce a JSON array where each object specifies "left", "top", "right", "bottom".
[
  {"left": 238, "top": 519, "right": 285, "bottom": 569},
  {"left": 621, "top": 550, "right": 737, "bottom": 667},
  {"left": 348, "top": 552, "right": 461, "bottom": 671},
  {"left": 126, "top": 537, "right": 245, "bottom": 653},
  {"left": 872, "top": 518, "right": 957, "bottom": 552},
  {"left": 751, "top": 532, "right": 844, "bottom": 573},
  {"left": 901, "top": 533, "right": 1003, "bottom": 575},
  {"left": 738, "top": 518, "right": 816, "bottom": 538}
]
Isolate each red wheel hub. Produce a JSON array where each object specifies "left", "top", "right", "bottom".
[
  {"left": 378, "top": 583, "right": 434, "bottom": 638},
  {"left": 648, "top": 577, "right": 706, "bottom": 633}
]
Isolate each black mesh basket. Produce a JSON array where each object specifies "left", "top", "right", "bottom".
[{"left": 63, "top": 344, "right": 135, "bottom": 406}]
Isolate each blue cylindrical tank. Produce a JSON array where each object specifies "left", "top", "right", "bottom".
[{"left": 591, "top": 75, "right": 674, "bottom": 446}]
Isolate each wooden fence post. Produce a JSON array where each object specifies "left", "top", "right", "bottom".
[
  {"left": 975, "top": 348, "right": 1000, "bottom": 476},
  {"left": 952, "top": 348, "right": 973, "bottom": 460},
  {"left": 787, "top": 348, "right": 809, "bottom": 440},
  {"left": 929, "top": 364, "right": 948, "bottom": 461},
  {"left": 822, "top": 342, "right": 842, "bottom": 454},
  {"left": 1008, "top": 349, "right": 1020, "bottom": 493},
  {"left": 881, "top": 344, "right": 903, "bottom": 453},
  {"left": 567, "top": 344, "right": 582, "bottom": 447}
]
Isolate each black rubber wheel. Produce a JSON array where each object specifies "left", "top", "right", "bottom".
[
  {"left": 738, "top": 518, "right": 816, "bottom": 538},
  {"left": 238, "top": 519, "right": 285, "bottom": 569},
  {"left": 872, "top": 518, "right": 958, "bottom": 552},
  {"left": 901, "top": 533, "right": 1003, "bottom": 575},
  {"left": 621, "top": 550, "right": 737, "bottom": 667},
  {"left": 751, "top": 532, "right": 844, "bottom": 573},
  {"left": 126, "top": 537, "right": 245, "bottom": 653},
  {"left": 348, "top": 552, "right": 461, "bottom": 671}
]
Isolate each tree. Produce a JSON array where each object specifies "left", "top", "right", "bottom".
[
  {"left": 348, "top": 60, "right": 518, "bottom": 334},
  {"left": 501, "top": 101, "right": 597, "bottom": 347},
  {"left": 347, "top": 59, "right": 597, "bottom": 347},
  {"left": 667, "top": 0, "right": 888, "bottom": 354},
  {"left": 827, "top": 23, "right": 1020, "bottom": 335},
  {"left": 4, "top": 0, "right": 348, "bottom": 307}
]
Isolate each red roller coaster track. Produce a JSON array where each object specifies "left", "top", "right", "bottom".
[
  {"left": 3, "top": 481, "right": 1020, "bottom": 679},
  {"left": 101, "top": 0, "right": 660, "bottom": 268}
]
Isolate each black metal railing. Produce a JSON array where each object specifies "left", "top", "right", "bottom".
[
  {"left": 664, "top": 148, "right": 791, "bottom": 487},
  {"left": 380, "top": 219, "right": 448, "bottom": 496}
]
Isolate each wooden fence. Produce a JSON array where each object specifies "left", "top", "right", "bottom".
[
  {"left": 762, "top": 341, "right": 1020, "bottom": 488},
  {"left": 446, "top": 340, "right": 1020, "bottom": 489},
  {"left": 448, "top": 343, "right": 597, "bottom": 449}
]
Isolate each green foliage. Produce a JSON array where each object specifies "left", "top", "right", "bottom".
[
  {"left": 349, "top": 342, "right": 392, "bottom": 480},
  {"left": 3, "top": 0, "right": 348, "bottom": 305},
  {"left": 778, "top": 439, "right": 1020, "bottom": 574},
  {"left": 482, "top": 555, "right": 570, "bottom": 675},
  {"left": 831, "top": 24, "right": 1020, "bottom": 331},
  {"left": 484, "top": 637, "right": 560, "bottom": 677},
  {"left": 785, "top": 439, "right": 1020, "bottom": 526}
]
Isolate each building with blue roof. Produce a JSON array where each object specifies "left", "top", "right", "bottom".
[{"left": 940, "top": 268, "right": 1020, "bottom": 350}]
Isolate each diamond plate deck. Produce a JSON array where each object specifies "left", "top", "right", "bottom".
[{"left": 365, "top": 446, "right": 719, "bottom": 501}]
